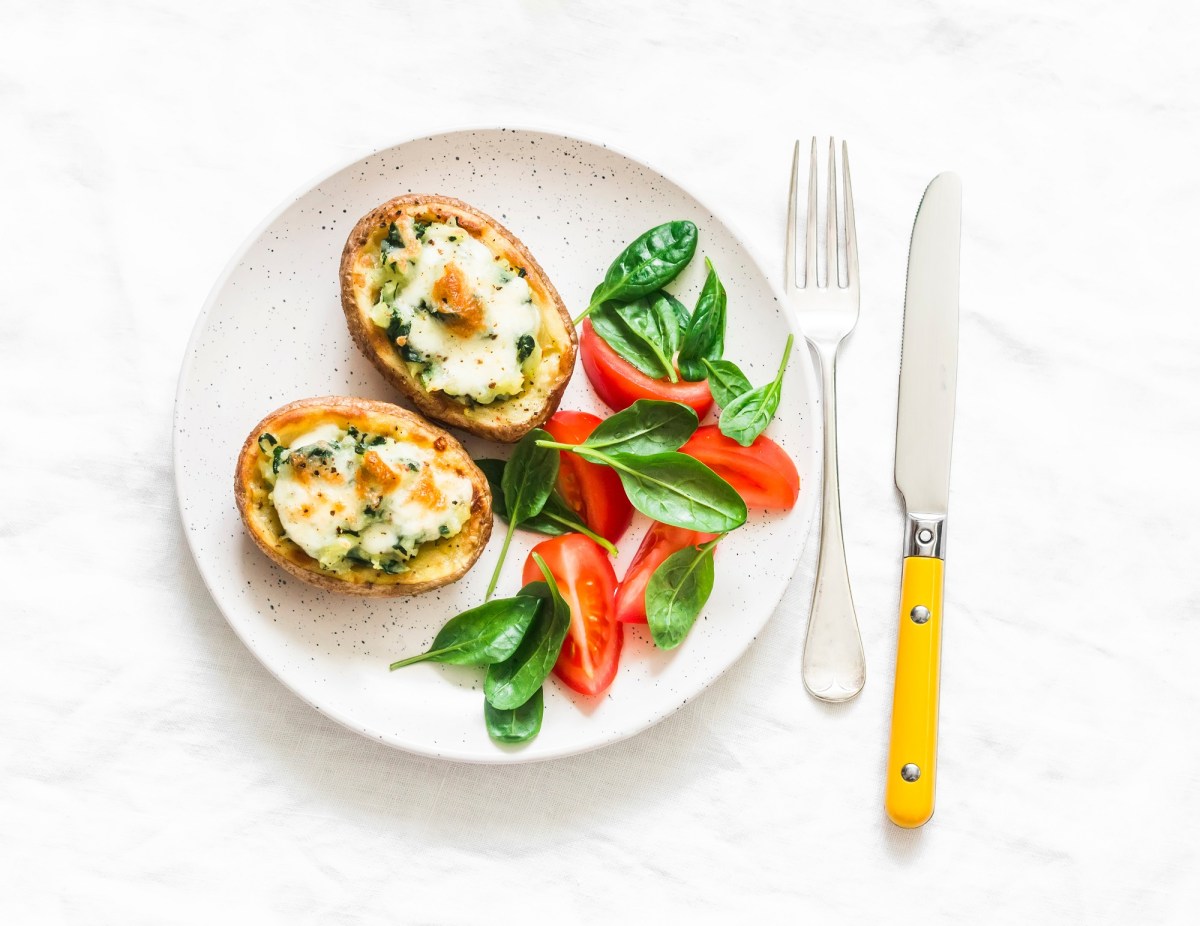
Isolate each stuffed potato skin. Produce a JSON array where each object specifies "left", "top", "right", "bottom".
[
  {"left": 233, "top": 396, "right": 492, "bottom": 597},
  {"left": 339, "top": 195, "right": 576, "bottom": 442}
]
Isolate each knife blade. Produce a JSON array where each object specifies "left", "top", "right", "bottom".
[{"left": 885, "top": 172, "right": 961, "bottom": 828}]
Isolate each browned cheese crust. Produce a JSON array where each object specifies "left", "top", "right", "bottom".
[
  {"left": 339, "top": 194, "right": 576, "bottom": 442},
  {"left": 233, "top": 396, "right": 492, "bottom": 597}
]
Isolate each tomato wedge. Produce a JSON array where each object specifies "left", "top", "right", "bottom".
[
  {"left": 681, "top": 426, "right": 800, "bottom": 510},
  {"left": 523, "top": 535, "right": 622, "bottom": 697},
  {"left": 579, "top": 319, "right": 714, "bottom": 418},
  {"left": 544, "top": 411, "right": 633, "bottom": 544},
  {"left": 614, "top": 522, "right": 718, "bottom": 624}
]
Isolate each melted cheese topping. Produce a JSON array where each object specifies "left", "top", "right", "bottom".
[
  {"left": 266, "top": 425, "right": 473, "bottom": 572},
  {"left": 369, "top": 221, "right": 541, "bottom": 404}
]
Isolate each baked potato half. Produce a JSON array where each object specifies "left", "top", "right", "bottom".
[
  {"left": 340, "top": 194, "right": 576, "bottom": 442},
  {"left": 234, "top": 396, "right": 492, "bottom": 597}
]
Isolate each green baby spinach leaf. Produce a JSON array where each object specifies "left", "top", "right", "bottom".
[
  {"left": 702, "top": 359, "right": 753, "bottom": 409},
  {"left": 576, "top": 221, "right": 698, "bottom": 323},
  {"left": 485, "top": 567, "right": 571, "bottom": 710},
  {"left": 484, "top": 430, "right": 559, "bottom": 599},
  {"left": 677, "top": 258, "right": 727, "bottom": 381},
  {"left": 590, "top": 298, "right": 678, "bottom": 381},
  {"left": 503, "top": 428, "right": 560, "bottom": 522},
  {"left": 602, "top": 451, "right": 747, "bottom": 533},
  {"left": 537, "top": 436, "right": 747, "bottom": 533},
  {"left": 388, "top": 596, "right": 540, "bottom": 670},
  {"left": 718, "top": 335, "right": 794, "bottom": 446},
  {"left": 484, "top": 686, "right": 543, "bottom": 744},
  {"left": 580, "top": 400, "right": 698, "bottom": 456},
  {"left": 651, "top": 291, "right": 690, "bottom": 358},
  {"left": 646, "top": 539, "right": 719, "bottom": 650},
  {"left": 476, "top": 458, "right": 617, "bottom": 555}
]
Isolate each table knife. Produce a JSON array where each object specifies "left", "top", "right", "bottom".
[{"left": 885, "top": 172, "right": 961, "bottom": 828}]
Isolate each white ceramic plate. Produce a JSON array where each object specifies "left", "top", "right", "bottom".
[{"left": 174, "top": 127, "right": 819, "bottom": 762}]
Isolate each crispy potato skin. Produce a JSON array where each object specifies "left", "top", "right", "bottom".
[
  {"left": 233, "top": 396, "right": 492, "bottom": 597},
  {"left": 339, "top": 195, "right": 577, "bottom": 442}
]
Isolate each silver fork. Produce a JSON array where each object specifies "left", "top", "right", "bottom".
[{"left": 786, "top": 138, "right": 866, "bottom": 702}]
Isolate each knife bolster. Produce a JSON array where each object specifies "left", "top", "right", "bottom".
[{"left": 903, "top": 513, "right": 946, "bottom": 558}]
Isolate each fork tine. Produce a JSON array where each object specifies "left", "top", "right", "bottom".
[
  {"left": 805, "top": 137, "right": 818, "bottom": 287},
  {"left": 842, "top": 140, "right": 858, "bottom": 289},
  {"left": 785, "top": 140, "right": 800, "bottom": 289},
  {"left": 826, "top": 137, "right": 839, "bottom": 289}
]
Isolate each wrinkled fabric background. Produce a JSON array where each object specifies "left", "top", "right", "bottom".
[{"left": 3, "top": 1, "right": 1198, "bottom": 922}]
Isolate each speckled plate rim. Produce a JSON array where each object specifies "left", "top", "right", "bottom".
[{"left": 173, "top": 121, "right": 820, "bottom": 763}]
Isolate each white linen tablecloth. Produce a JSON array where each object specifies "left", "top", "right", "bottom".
[{"left": 4, "top": 1, "right": 1198, "bottom": 922}]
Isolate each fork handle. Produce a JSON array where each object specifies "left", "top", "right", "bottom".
[{"left": 801, "top": 344, "right": 865, "bottom": 702}]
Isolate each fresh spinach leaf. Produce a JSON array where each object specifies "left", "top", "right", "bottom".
[
  {"left": 718, "top": 334, "right": 794, "bottom": 446},
  {"left": 601, "top": 290, "right": 689, "bottom": 377},
  {"left": 476, "top": 458, "right": 618, "bottom": 555},
  {"left": 702, "top": 359, "right": 753, "bottom": 408},
  {"left": 590, "top": 298, "right": 677, "bottom": 381},
  {"left": 579, "top": 400, "right": 698, "bottom": 456},
  {"left": 503, "top": 428, "right": 559, "bottom": 522},
  {"left": 388, "top": 596, "right": 540, "bottom": 670},
  {"left": 485, "top": 568, "right": 571, "bottom": 710},
  {"left": 651, "top": 291, "right": 690, "bottom": 358},
  {"left": 601, "top": 451, "right": 747, "bottom": 533},
  {"left": 677, "top": 258, "right": 727, "bottom": 381},
  {"left": 484, "top": 686, "right": 543, "bottom": 743},
  {"left": 484, "top": 430, "right": 559, "bottom": 599},
  {"left": 537, "top": 433, "right": 748, "bottom": 533},
  {"left": 576, "top": 221, "right": 698, "bottom": 322},
  {"left": 532, "top": 496, "right": 620, "bottom": 553},
  {"left": 646, "top": 540, "right": 719, "bottom": 650},
  {"left": 533, "top": 496, "right": 578, "bottom": 534}
]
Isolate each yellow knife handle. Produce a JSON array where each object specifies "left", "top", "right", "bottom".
[{"left": 885, "top": 555, "right": 945, "bottom": 827}]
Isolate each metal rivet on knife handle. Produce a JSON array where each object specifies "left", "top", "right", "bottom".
[
  {"left": 901, "top": 764, "right": 921, "bottom": 782},
  {"left": 910, "top": 605, "right": 931, "bottom": 625}
]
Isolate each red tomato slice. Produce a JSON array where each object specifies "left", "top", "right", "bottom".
[
  {"left": 544, "top": 411, "right": 633, "bottom": 544},
  {"left": 681, "top": 426, "right": 800, "bottom": 510},
  {"left": 579, "top": 319, "right": 714, "bottom": 418},
  {"left": 614, "top": 522, "right": 718, "bottom": 624},
  {"left": 523, "top": 535, "right": 622, "bottom": 697}
]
